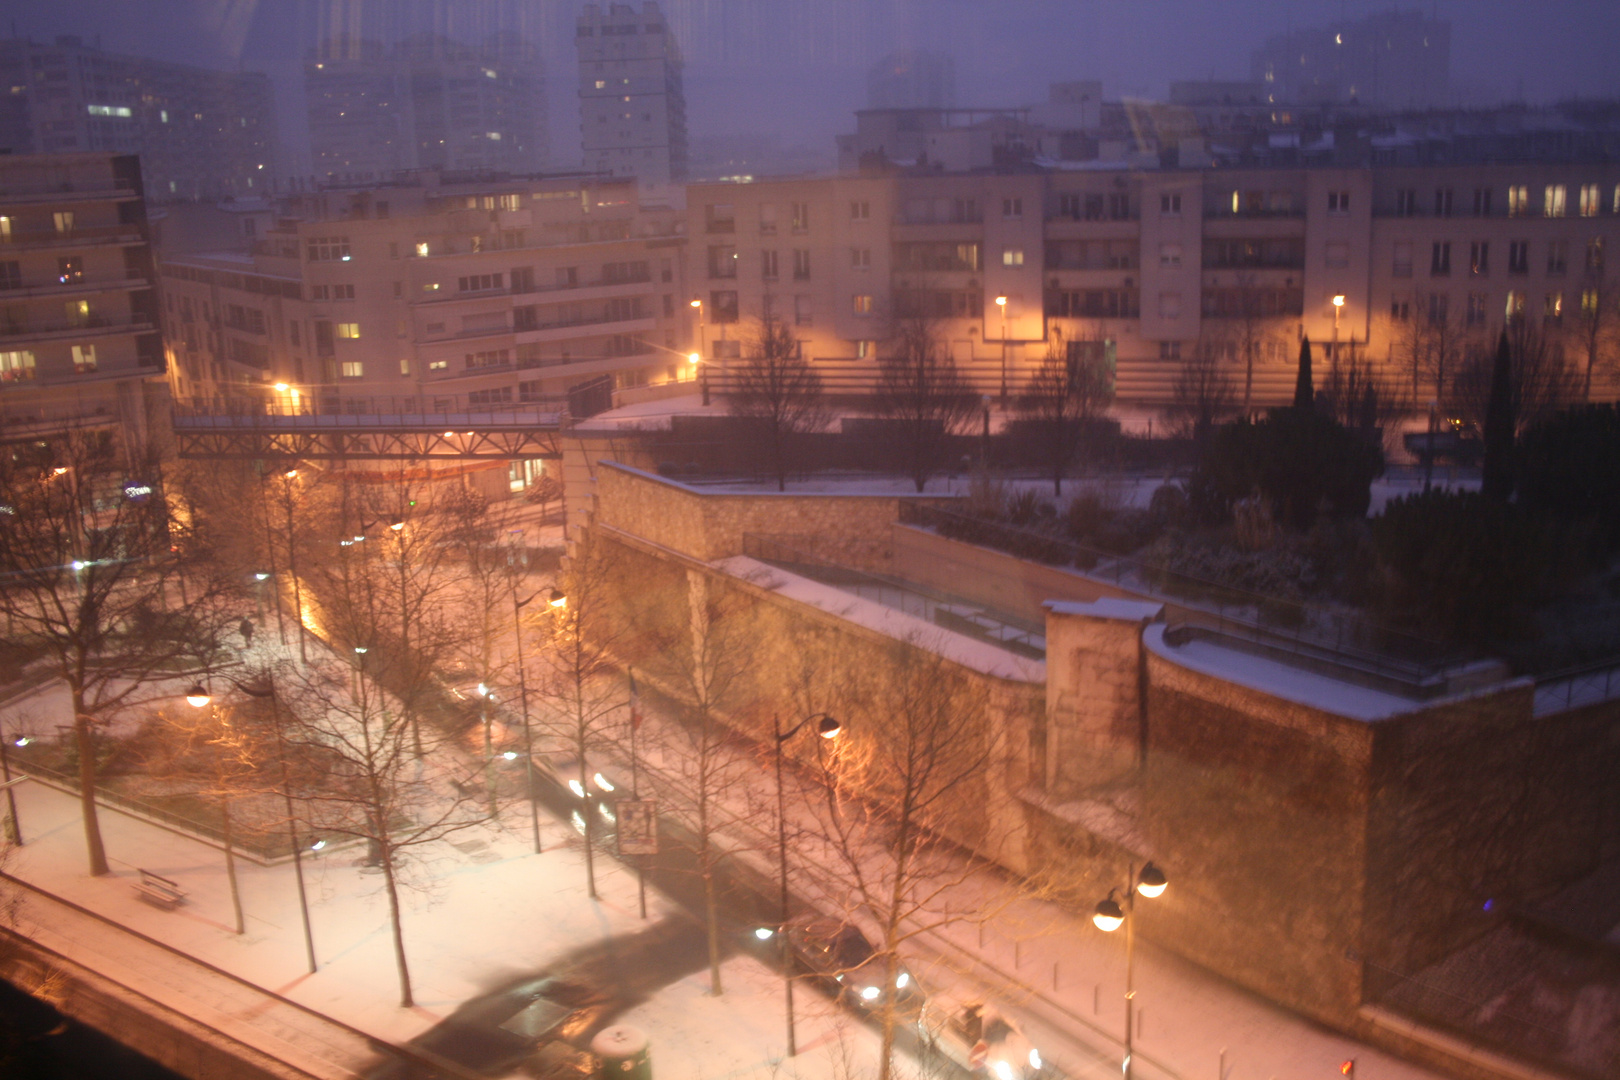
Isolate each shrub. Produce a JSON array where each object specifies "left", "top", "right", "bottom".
[
  {"left": 1518, "top": 404, "right": 1620, "bottom": 555},
  {"left": 1196, "top": 409, "right": 1385, "bottom": 530},
  {"left": 1005, "top": 488, "right": 1050, "bottom": 525}
]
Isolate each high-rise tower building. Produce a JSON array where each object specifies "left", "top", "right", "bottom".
[
  {"left": 0, "top": 36, "right": 277, "bottom": 202},
  {"left": 576, "top": 2, "right": 688, "bottom": 184},
  {"left": 1250, "top": 10, "right": 1451, "bottom": 108}
]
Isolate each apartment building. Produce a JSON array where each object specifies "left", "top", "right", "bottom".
[
  {"left": 1251, "top": 10, "right": 1450, "bottom": 108},
  {"left": 0, "top": 36, "right": 277, "bottom": 202},
  {"left": 0, "top": 152, "right": 168, "bottom": 447},
  {"left": 159, "top": 174, "right": 690, "bottom": 418},
  {"left": 688, "top": 160, "right": 1620, "bottom": 407},
  {"left": 577, "top": 2, "right": 689, "bottom": 185}
]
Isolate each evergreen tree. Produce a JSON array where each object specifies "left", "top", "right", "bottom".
[
  {"left": 1293, "top": 335, "right": 1314, "bottom": 410},
  {"left": 1482, "top": 330, "right": 1516, "bottom": 501}
]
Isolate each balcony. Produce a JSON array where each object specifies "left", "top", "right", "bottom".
[
  {"left": 0, "top": 272, "right": 150, "bottom": 300},
  {"left": 0, "top": 314, "right": 155, "bottom": 344},
  {"left": 0, "top": 224, "right": 147, "bottom": 251},
  {"left": 0, "top": 179, "right": 141, "bottom": 205}
]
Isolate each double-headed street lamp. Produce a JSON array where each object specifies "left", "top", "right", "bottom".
[
  {"left": 1093, "top": 861, "right": 1168, "bottom": 1080},
  {"left": 186, "top": 674, "right": 318, "bottom": 973},
  {"left": 772, "top": 712, "right": 842, "bottom": 1057}
]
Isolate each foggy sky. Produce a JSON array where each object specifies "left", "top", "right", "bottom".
[{"left": 8, "top": 1, "right": 1619, "bottom": 169}]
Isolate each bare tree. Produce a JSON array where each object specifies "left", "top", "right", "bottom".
[
  {"left": 874, "top": 317, "right": 980, "bottom": 492},
  {"left": 0, "top": 431, "right": 226, "bottom": 876},
  {"left": 279, "top": 645, "right": 483, "bottom": 1007},
  {"left": 536, "top": 533, "right": 633, "bottom": 900},
  {"left": 1016, "top": 334, "right": 1115, "bottom": 496},
  {"left": 728, "top": 300, "right": 830, "bottom": 492},
  {"left": 803, "top": 641, "right": 1001, "bottom": 1080},
  {"left": 1168, "top": 335, "right": 1238, "bottom": 445},
  {"left": 1569, "top": 280, "right": 1620, "bottom": 401},
  {"left": 1227, "top": 272, "right": 1288, "bottom": 414},
  {"left": 1453, "top": 318, "right": 1581, "bottom": 435}
]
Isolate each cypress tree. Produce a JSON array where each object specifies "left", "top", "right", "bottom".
[
  {"left": 1293, "top": 335, "right": 1314, "bottom": 410},
  {"left": 1481, "top": 329, "right": 1516, "bottom": 501}
]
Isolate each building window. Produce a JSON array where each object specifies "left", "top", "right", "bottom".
[
  {"left": 415, "top": 242, "right": 430, "bottom": 257},
  {"left": 759, "top": 204, "right": 777, "bottom": 235},
  {"left": 760, "top": 250, "right": 778, "bottom": 280},
  {"left": 855, "top": 340, "right": 873, "bottom": 359},
  {"left": 337, "top": 322, "right": 361, "bottom": 339},
  {"left": 852, "top": 294, "right": 874, "bottom": 316},
  {"left": 795, "top": 295, "right": 815, "bottom": 325},
  {"left": 1473, "top": 188, "right": 1493, "bottom": 217},
  {"left": 340, "top": 361, "right": 364, "bottom": 377},
  {"left": 1505, "top": 291, "right": 1525, "bottom": 322},
  {"left": 1003, "top": 197, "right": 1023, "bottom": 218},
  {"left": 399, "top": 358, "right": 410, "bottom": 375},
  {"left": 1466, "top": 293, "right": 1489, "bottom": 326},
  {"left": 1327, "top": 191, "right": 1350, "bottom": 214},
  {"left": 1160, "top": 193, "right": 1182, "bottom": 216},
  {"left": 1548, "top": 241, "right": 1568, "bottom": 276},
  {"left": 1433, "top": 188, "right": 1453, "bottom": 217},
  {"left": 1579, "top": 184, "right": 1602, "bottom": 218},
  {"left": 1430, "top": 242, "right": 1451, "bottom": 277},
  {"left": 1582, "top": 289, "right": 1601, "bottom": 317},
  {"left": 1545, "top": 292, "right": 1564, "bottom": 321},
  {"left": 793, "top": 249, "right": 812, "bottom": 280},
  {"left": 457, "top": 273, "right": 503, "bottom": 292},
  {"left": 465, "top": 349, "right": 510, "bottom": 369},
  {"left": 1509, "top": 241, "right": 1529, "bottom": 274},
  {"left": 791, "top": 202, "right": 809, "bottom": 234},
  {"left": 1544, "top": 185, "right": 1567, "bottom": 218},
  {"left": 1427, "top": 293, "right": 1449, "bottom": 325},
  {"left": 707, "top": 246, "right": 738, "bottom": 279},
  {"left": 1394, "top": 189, "right": 1418, "bottom": 217},
  {"left": 851, "top": 247, "right": 870, "bottom": 270},
  {"left": 705, "top": 204, "right": 735, "bottom": 233},
  {"left": 0, "top": 349, "right": 35, "bottom": 381},
  {"left": 53, "top": 212, "right": 74, "bottom": 233},
  {"left": 310, "top": 284, "right": 356, "bottom": 301},
  {"left": 1390, "top": 299, "right": 1410, "bottom": 322},
  {"left": 709, "top": 291, "right": 739, "bottom": 324},
  {"left": 1588, "top": 238, "right": 1605, "bottom": 277},
  {"left": 1326, "top": 242, "right": 1350, "bottom": 269},
  {"left": 307, "top": 236, "right": 352, "bottom": 262},
  {"left": 3, "top": 260, "right": 27, "bottom": 289},
  {"left": 1507, "top": 186, "right": 1529, "bottom": 217},
  {"left": 1470, "top": 242, "right": 1490, "bottom": 276},
  {"left": 850, "top": 200, "right": 870, "bottom": 220},
  {"left": 468, "top": 387, "right": 512, "bottom": 406},
  {"left": 1158, "top": 341, "right": 1181, "bottom": 360},
  {"left": 57, "top": 256, "right": 82, "bottom": 284},
  {"left": 1159, "top": 292, "right": 1181, "bottom": 319},
  {"left": 429, "top": 359, "right": 448, "bottom": 370},
  {"left": 68, "top": 344, "right": 95, "bottom": 372},
  {"left": 1392, "top": 242, "right": 1413, "bottom": 278},
  {"left": 1003, "top": 248, "right": 1026, "bottom": 267}
]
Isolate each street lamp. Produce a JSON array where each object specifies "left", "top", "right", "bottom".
[
  {"left": 690, "top": 299, "right": 710, "bottom": 406},
  {"left": 995, "top": 296, "right": 1010, "bottom": 406},
  {"left": 547, "top": 587, "right": 567, "bottom": 609},
  {"left": 512, "top": 591, "right": 543, "bottom": 854},
  {"left": 1331, "top": 295, "right": 1346, "bottom": 385},
  {"left": 187, "top": 673, "right": 318, "bottom": 973},
  {"left": 774, "top": 712, "right": 843, "bottom": 1057},
  {"left": 1093, "top": 861, "right": 1168, "bottom": 1080}
]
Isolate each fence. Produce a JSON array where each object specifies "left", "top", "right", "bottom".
[
  {"left": 171, "top": 393, "right": 568, "bottom": 425},
  {"left": 1533, "top": 660, "right": 1620, "bottom": 715}
]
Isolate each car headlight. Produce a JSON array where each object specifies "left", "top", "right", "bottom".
[
  {"left": 1029, "top": 1048, "right": 1043, "bottom": 1070},
  {"left": 991, "top": 1061, "right": 1014, "bottom": 1080},
  {"left": 860, "top": 985, "right": 880, "bottom": 1001},
  {"left": 567, "top": 779, "right": 585, "bottom": 798},
  {"left": 895, "top": 972, "right": 910, "bottom": 989}
]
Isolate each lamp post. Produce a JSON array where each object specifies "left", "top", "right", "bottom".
[
  {"left": 1093, "top": 861, "right": 1168, "bottom": 1080},
  {"left": 513, "top": 591, "right": 543, "bottom": 854},
  {"left": 773, "top": 712, "right": 842, "bottom": 1057},
  {"left": 690, "top": 299, "right": 709, "bottom": 406},
  {"left": 279, "top": 468, "right": 308, "bottom": 664},
  {"left": 1424, "top": 398, "right": 1439, "bottom": 493},
  {"left": 996, "top": 295, "right": 1010, "bottom": 407},
  {"left": 187, "top": 674, "right": 318, "bottom": 973},
  {"left": 0, "top": 723, "right": 27, "bottom": 845},
  {"left": 1331, "top": 294, "right": 1346, "bottom": 387}
]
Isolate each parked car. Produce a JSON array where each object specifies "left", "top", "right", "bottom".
[
  {"left": 916, "top": 995, "right": 1045, "bottom": 1079},
  {"left": 780, "top": 916, "right": 923, "bottom": 1015}
]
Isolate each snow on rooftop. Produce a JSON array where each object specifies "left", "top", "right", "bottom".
[
  {"left": 1144, "top": 623, "right": 1423, "bottom": 722},
  {"left": 1045, "top": 598, "right": 1164, "bottom": 623},
  {"left": 715, "top": 555, "right": 1045, "bottom": 683}
]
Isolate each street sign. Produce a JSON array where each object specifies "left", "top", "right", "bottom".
[{"left": 616, "top": 799, "right": 658, "bottom": 856}]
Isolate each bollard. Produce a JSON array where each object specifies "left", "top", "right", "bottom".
[{"left": 591, "top": 1024, "right": 651, "bottom": 1080}]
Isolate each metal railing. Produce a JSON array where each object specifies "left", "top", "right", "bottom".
[
  {"left": 1534, "top": 660, "right": 1620, "bottom": 715},
  {"left": 170, "top": 393, "right": 568, "bottom": 426},
  {"left": 897, "top": 502, "right": 1464, "bottom": 685}
]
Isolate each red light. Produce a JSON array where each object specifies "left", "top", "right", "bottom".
[{"left": 1341, "top": 1061, "right": 1355, "bottom": 1078}]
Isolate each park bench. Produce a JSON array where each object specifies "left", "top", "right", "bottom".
[{"left": 132, "top": 869, "right": 187, "bottom": 910}]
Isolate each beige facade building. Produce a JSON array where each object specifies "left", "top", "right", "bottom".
[
  {"left": 688, "top": 161, "right": 1620, "bottom": 407},
  {"left": 158, "top": 174, "right": 692, "bottom": 426},
  {"left": 0, "top": 152, "right": 169, "bottom": 448}
]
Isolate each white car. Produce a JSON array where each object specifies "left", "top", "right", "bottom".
[{"left": 916, "top": 996, "right": 1045, "bottom": 1079}]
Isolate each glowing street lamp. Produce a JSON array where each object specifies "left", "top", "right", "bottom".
[
  {"left": 774, "top": 712, "right": 844, "bottom": 1056},
  {"left": 995, "top": 296, "right": 1010, "bottom": 406},
  {"left": 1093, "top": 861, "right": 1168, "bottom": 1080}
]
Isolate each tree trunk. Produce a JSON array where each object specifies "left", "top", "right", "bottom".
[
  {"left": 699, "top": 790, "right": 723, "bottom": 995},
  {"left": 222, "top": 797, "right": 244, "bottom": 934},
  {"left": 580, "top": 755, "right": 597, "bottom": 899},
  {"left": 71, "top": 688, "right": 108, "bottom": 876},
  {"left": 379, "top": 836, "right": 414, "bottom": 1007}
]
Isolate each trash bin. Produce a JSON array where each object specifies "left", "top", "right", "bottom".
[{"left": 591, "top": 1024, "right": 651, "bottom": 1080}]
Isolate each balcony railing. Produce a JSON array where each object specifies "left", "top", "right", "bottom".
[
  {"left": 171, "top": 393, "right": 568, "bottom": 426},
  {"left": 0, "top": 314, "right": 154, "bottom": 340}
]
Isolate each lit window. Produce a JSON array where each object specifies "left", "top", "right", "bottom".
[
  {"left": 852, "top": 294, "right": 874, "bottom": 316},
  {"left": 307, "top": 236, "right": 352, "bottom": 262},
  {"left": 1545, "top": 292, "right": 1564, "bottom": 321},
  {"left": 72, "top": 344, "right": 96, "bottom": 372},
  {"left": 1003, "top": 249, "right": 1025, "bottom": 267},
  {"left": 0, "top": 349, "right": 36, "bottom": 382},
  {"left": 53, "top": 211, "right": 74, "bottom": 233},
  {"left": 855, "top": 340, "right": 872, "bottom": 359},
  {"left": 159, "top": 109, "right": 168, "bottom": 123},
  {"left": 336, "top": 322, "right": 360, "bottom": 339},
  {"left": 0, "top": 217, "right": 9, "bottom": 240},
  {"left": 1544, "top": 185, "right": 1567, "bottom": 218},
  {"left": 429, "top": 359, "right": 448, "bottom": 370},
  {"left": 1582, "top": 289, "right": 1600, "bottom": 317},
  {"left": 1505, "top": 291, "right": 1525, "bottom": 322},
  {"left": 415, "top": 242, "right": 430, "bottom": 257},
  {"left": 86, "top": 104, "right": 132, "bottom": 118},
  {"left": 399, "top": 358, "right": 410, "bottom": 375},
  {"left": 595, "top": 80, "right": 606, "bottom": 89},
  {"left": 340, "top": 361, "right": 364, "bottom": 377},
  {"left": 1507, "top": 186, "right": 1529, "bottom": 217}
]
